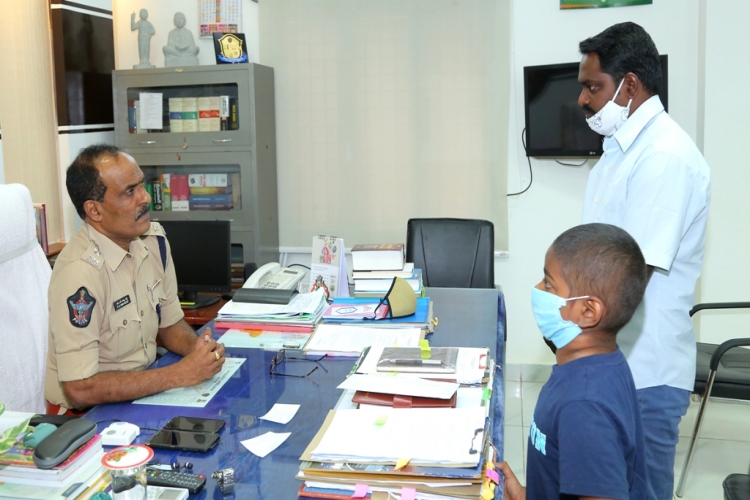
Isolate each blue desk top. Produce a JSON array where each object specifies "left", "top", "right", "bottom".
[{"left": 85, "top": 288, "right": 506, "bottom": 500}]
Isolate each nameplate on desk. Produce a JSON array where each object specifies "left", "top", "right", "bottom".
[{"left": 232, "top": 288, "right": 298, "bottom": 305}]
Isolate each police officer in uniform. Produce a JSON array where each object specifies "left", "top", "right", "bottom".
[{"left": 44, "top": 144, "right": 225, "bottom": 414}]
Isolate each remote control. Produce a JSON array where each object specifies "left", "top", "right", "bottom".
[{"left": 146, "top": 468, "right": 206, "bottom": 494}]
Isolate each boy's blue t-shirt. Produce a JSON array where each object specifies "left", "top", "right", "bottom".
[{"left": 525, "top": 348, "right": 648, "bottom": 500}]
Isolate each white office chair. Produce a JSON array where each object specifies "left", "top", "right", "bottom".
[{"left": 0, "top": 184, "right": 52, "bottom": 413}]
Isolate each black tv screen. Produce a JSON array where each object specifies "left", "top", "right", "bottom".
[{"left": 523, "top": 55, "right": 668, "bottom": 158}]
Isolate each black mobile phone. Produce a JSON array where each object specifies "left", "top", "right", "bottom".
[
  {"left": 163, "top": 416, "right": 226, "bottom": 434},
  {"left": 146, "top": 429, "right": 221, "bottom": 453}
]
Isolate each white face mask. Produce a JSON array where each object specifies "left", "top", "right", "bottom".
[{"left": 586, "top": 78, "right": 632, "bottom": 137}]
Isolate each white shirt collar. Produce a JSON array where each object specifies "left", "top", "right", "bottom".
[{"left": 612, "top": 95, "right": 665, "bottom": 153}]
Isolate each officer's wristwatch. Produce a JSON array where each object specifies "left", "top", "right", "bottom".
[{"left": 212, "top": 467, "right": 235, "bottom": 495}]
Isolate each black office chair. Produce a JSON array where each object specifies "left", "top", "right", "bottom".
[
  {"left": 406, "top": 218, "right": 494, "bottom": 288},
  {"left": 724, "top": 474, "right": 750, "bottom": 500},
  {"left": 675, "top": 302, "right": 750, "bottom": 498}
]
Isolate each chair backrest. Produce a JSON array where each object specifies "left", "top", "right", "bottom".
[
  {"left": 406, "top": 218, "right": 494, "bottom": 288},
  {"left": 0, "top": 184, "right": 52, "bottom": 413}
]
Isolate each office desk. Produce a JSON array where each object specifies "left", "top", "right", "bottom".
[{"left": 85, "top": 288, "right": 505, "bottom": 500}]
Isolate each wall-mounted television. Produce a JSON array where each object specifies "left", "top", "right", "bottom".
[{"left": 523, "top": 55, "right": 668, "bottom": 158}]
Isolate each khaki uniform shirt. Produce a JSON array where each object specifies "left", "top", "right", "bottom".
[{"left": 44, "top": 223, "right": 184, "bottom": 408}]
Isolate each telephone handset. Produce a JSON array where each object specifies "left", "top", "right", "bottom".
[{"left": 244, "top": 262, "right": 306, "bottom": 290}]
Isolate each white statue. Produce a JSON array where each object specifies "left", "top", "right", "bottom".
[
  {"left": 130, "top": 9, "right": 155, "bottom": 69},
  {"left": 163, "top": 12, "right": 200, "bottom": 67}
]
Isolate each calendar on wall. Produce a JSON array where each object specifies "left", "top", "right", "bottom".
[{"left": 198, "top": 0, "right": 242, "bottom": 37}]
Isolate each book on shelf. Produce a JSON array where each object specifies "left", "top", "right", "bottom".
[
  {"left": 151, "top": 180, "right": 163, "bottom": 211},
  {"left": 189, "top": 194, "right": 233, "bottom": 204},
  {"left": 190, "top": 204, "right": 233, "bottom": 210},
  {"left": 354, "top": 269, "right": 422, "bottom": 293},
  {"left": 198, "top": 96, "right": 211, "bottom": 132},
  {"left": 159, "top": 173, "right": 171, "bottom": 211},
  {"left": 145, "top": 182, "right": 154, "bottom": 210},
  {"left": 351, "top": 243, "right": 405, "bottom": 271},
  {"left": 189, "top": 173, "right": 228, "bottom": 187},
  {"left": 182, "top": 97, "right": 198, "bottom": 132},
  {"left": 171, "top": 174, "right": 190, "bottom": 211},
  {"left": 127, "top": 99, "right": 137, "bottom": 133},
  {"left": 229, "top": 97, "right": 239, "bottom": 130},
  {"left": 32, "top": 203, "right": 48, "bottom": 254},
  {"left": 209, "top": 96, "right": 222, "bottom": 131},
  {"left": 190, "top": 186, "right": 232, "bottom": 195},
  {"left": 168, "top": 97, "right": 183, "bottom": 133},
  {"left": 220, "top": 95, "right": 230, "bottom": 130}
]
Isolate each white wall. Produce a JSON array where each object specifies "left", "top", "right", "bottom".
[
  {"left": 499, "top": 0, "right": 701, "bottom": 365},
  {"left": 0, "top": 139, "right": 4, "bottom": 183},
  {"left": 697, "top": 1, "right": 750, "bottom": 344},
  {"left": 57, "top": 131, "right": 116, "bottom": 240},
  {"left": 112, "top": 0, "right": 259, "bottom": 69}
]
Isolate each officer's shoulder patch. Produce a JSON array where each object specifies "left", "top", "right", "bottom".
[
  {"left": 81, "top": 242, "right": 103, "bottom": 269},
  {"left": 144, "top": 222, "right": 165, "bottom": 237},
  {"left": 67, "top": 286, "right": 96, "bottom": 328}
]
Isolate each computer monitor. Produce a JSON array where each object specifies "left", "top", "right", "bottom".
[{"left": 159, "top": 220, "right": 232, "bottom": 309}]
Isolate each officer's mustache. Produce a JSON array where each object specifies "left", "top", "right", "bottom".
[{"left": 135, "top": 205, "right": 150, "bottom": 220}]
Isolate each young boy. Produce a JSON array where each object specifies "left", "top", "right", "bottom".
[{"left": 499, "top": 223, "right": 649, "bottom": 500}]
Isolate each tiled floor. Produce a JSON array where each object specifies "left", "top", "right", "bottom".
[{"left": 503, "top": 364, "right": 750, "bottom": 499}]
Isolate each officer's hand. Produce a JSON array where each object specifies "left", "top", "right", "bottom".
[
  {"left": 496, "top": 461, "right": 526, "bottom": 500},
  {"left": 178, "top": 341, "right": 225, "bottom": 386},
  {"left": 195, "top": 328, "right": 214, "bottom": 350}
]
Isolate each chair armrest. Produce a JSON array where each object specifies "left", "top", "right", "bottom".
[
  {"left": 690, "top": 302, "right": 750, "bottom": 317},
  {"left": 709, "top": 338, "right": 750, "bottom": 371}
]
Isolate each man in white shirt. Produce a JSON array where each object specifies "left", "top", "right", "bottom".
[{"left": 577, "top": 22, "right": 710, "bottom": 500}]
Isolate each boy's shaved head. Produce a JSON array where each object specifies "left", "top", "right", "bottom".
[{"left": 551, "top": 223, "right": 648, "bottom": 334}]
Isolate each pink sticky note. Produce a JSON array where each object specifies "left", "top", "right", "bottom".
[
  {"left": 486, "top": 468, "right": 500, "bottom": 483},
  {"left": 400, "top": 487, "right": 417, "bottom": 500},
  {"left": 352, "top": 484, "right": 368, "bottom": 498}
]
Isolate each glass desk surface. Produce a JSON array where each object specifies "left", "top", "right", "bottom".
[{"left": 85, "top": 288, "right": 506, "bottom": 499}]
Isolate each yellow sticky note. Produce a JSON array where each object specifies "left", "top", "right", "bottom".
[
  {"left": 419, "top": 339, "right": 431, "bottom": 359},
  {"left": 395, "top": 458, "right": 410, "bottom": 470},
  {"left": 481, "top": 480, "right": 496, "bottom": 499}
]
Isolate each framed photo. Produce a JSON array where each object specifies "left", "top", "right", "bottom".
[{"left": 561, "top": 0, "right": 652, "bottom": 9}]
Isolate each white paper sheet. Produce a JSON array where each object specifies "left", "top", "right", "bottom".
[
  {"left": 311, "top": 407, "right": 485, "bottom": 465},
  {"left": 133, "top": 358, "right": 245, "bottom": 407},
  {"left": 138, "top": 92, "right": 163, "bottom": 129},
  {"left": 241, "top": 432, "right": 291, "bottom": 458},
  {"left": 337, "top": 374, "right": 458, "bottom": 400},
  {"left": 260, "top": 404, "right": 300, "bottom": 424},
  {"left": 304, "top": 324, "right": 422, "bottom": 357}
]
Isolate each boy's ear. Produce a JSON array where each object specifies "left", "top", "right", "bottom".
[{"left": 577, "top": 296, "right": 604, "bottom": 330}]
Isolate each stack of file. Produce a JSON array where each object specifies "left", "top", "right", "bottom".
[
  {"left": 215, "top": 289, "right": 328, "bottom": 331},
  {"left": 0, "top": 412, "right": 108, "bottom": 500},
  {"left": 296, "top": 347, "right": 499, "bottom": 499},
  {"left": 297, "top": 407, "right": 497, "bottom": 499}
]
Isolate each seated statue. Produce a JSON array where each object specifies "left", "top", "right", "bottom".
[{"left": 163, "top": 12, "right": 199, "bottom": 67}]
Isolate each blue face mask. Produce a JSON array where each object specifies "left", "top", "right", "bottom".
[{"left": 531, "top": 287, "right": 590, "bottom": 349}]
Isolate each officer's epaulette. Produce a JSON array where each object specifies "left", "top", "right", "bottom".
[
  {"left": 142, "top": 222, "right": 165, "bottom": 238},
  {"left": 81, "top": 241, "right": 104, "bottom": 270}
]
